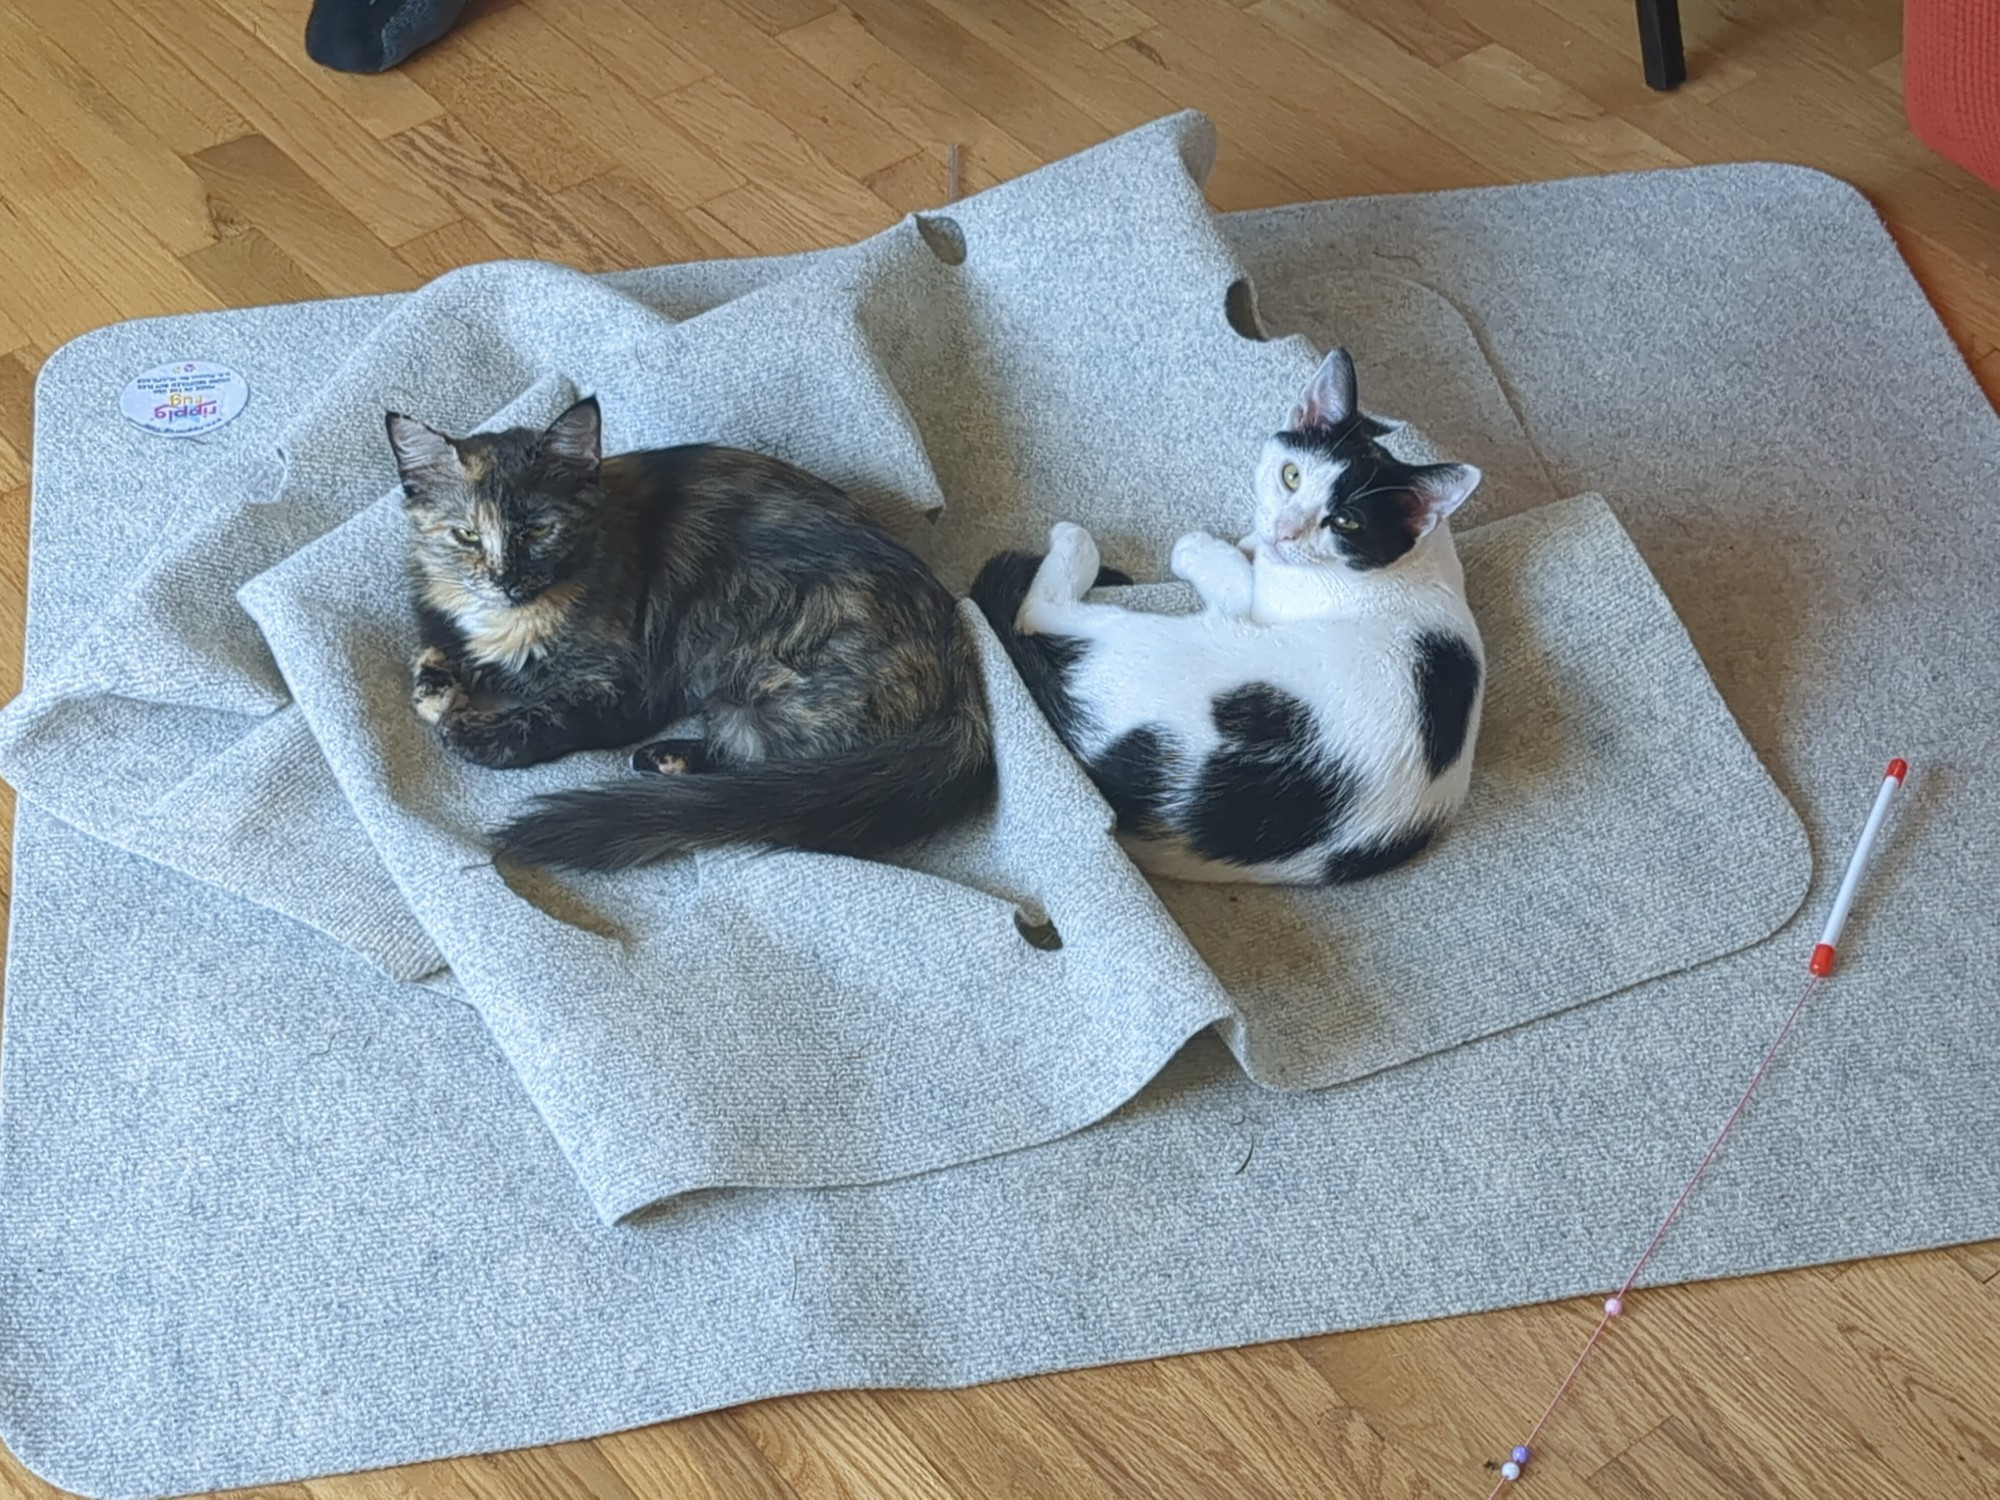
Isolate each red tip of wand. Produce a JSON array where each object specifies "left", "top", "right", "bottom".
[{"left": 1886, "top": 759, "right": 1908, "bottom": 783}]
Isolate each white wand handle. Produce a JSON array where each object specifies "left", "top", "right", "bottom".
[{"left": 1810, "top": 759, "right": 1907, "bottom": 977}]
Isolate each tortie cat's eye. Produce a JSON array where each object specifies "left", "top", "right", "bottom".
[
  {"left": 520, "top": 523, "right": 552, "bottom": 543},
  {"left": 450, "top": 527, "right": 480, "bottom": 548},
  {"left": 1280, "top": 462, "right": 1301, "bottom": 491},
  {"left": 1328, "top": 510, "right": 1361, "bottom": 533}
]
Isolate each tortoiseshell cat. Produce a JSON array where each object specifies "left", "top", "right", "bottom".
[{"left": 387, "top": 397, "right": 994, "bottom": 868}]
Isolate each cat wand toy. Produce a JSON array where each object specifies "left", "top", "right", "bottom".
[{"left": 1479, "top": 758, "right": 1909, "bottom": 1495}]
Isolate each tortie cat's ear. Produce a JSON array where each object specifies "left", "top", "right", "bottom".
[
  {"left": 385, "top": 412, "right": 461, "bottom": 497},
  {"left": 540, "top": 397, "right": 602, "bottom": 475},
  {"left": 1289, "top": 347, "right": 1357, "bottom": 433}
]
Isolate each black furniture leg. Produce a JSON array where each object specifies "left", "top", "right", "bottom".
[{"left": 1637, "top": 0, "right": 1687, "bottom": 91}]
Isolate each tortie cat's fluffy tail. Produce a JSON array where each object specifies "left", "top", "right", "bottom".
[{"left": 490, "top": 716, "right": 994, "bottom": 871}]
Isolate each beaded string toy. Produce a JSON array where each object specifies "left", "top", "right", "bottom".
[{"left": 1481, "top": 758, "right": 1909, "bottom": 1495}]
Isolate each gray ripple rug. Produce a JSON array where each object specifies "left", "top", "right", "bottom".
[{"left": 0, "top": 114, "right": 1995, "bottom": 1498}]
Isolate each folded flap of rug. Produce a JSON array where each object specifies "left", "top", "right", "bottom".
[
  {"left": 1153, "top": 493, "right": 1813, "bottom": 1088},
  {"left": 245, "top": 485, "right": 1233, "bottom": 1219},
  {"left": 0, "top": 437, "right": 447, "bottom": 977}
]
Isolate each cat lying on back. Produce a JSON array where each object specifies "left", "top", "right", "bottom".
[
  {"left": 973, "top": 349, "right": 1483, "bottom": 885},
  {"left": 387, "top": 397, "right": 994, "bottom": 868}
]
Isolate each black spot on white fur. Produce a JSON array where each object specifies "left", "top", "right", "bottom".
[
  {"left": 1321, "top": 823, "right": 1435, "bottom": 884},
  {"left": 1412, "top": 631, "right": 1481, "bottom": 777},
  {"left": 1187, "top": 685, "right": 1356, "bottom": 866},
  {"left": 1090, "top": 726, "right": 1177, "bottom": 836}
]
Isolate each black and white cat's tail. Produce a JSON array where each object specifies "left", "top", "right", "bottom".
[
  {"left": 490, "top": 715, "right": 994, "bottom": 871},
  {"left": 970, "top": 551, "right": 1125, "bottom": 739}
]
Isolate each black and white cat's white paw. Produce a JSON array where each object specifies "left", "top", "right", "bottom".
[
  {"left": 411, "top": 646, "right": 467, "bottom": 726},
  {"left": 1033, "top": 522, "right": 1102, "bottom": 605},
  {"left": 1171, "top": 531, "right": 1255, "bottom": 618}
]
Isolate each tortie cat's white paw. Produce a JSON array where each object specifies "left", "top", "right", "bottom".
[
  {"left": 411, "top": 646, "right": 466, "bottom": 726},
  {"left": 632, "top": 738, "right": 710, "bottom": 775}
]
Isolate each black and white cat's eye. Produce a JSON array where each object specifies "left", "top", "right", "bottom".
[
  {"left": 1328, "top": 511, "right": 1361, "bottom": 533},
  {"left": 1280, "top": 462, "right": 1302, "bottom": 491},
  {"left": 450, "top": 527, "right": 480, "bottom": 548}
]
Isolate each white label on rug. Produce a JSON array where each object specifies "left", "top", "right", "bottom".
[{"left": 118, "top": 360, "right": 249, "bottom": 438}]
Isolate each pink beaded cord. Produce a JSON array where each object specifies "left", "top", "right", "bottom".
[{"left": 1480, "top": 759, "right": 1908, "bottom": 1496}]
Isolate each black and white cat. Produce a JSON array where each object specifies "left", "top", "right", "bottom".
[{"left": 972, "top": 349, "right": 1484, "bottom": 886}]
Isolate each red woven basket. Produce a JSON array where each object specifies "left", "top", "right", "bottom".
[{"left": 1906, "top": 0, "right": 2000, "bottom": 190}]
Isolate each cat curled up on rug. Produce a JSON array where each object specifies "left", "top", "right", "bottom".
[
  {"left": 973, "top": 349, "right": 1484, "bottom": 885},
  {"left": 387, "top": 398, "right": 994, "bottom": 868}
]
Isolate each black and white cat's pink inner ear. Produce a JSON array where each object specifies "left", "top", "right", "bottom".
[
  {"left": 1289, "top": 348, "right": 1359, "bottom": 432},
  {"left": 541, "top": 396, "right": 603, "bottom": 472},
  {"left": 1410, "top": 463, "right": 1483, "bottom": 533},
  {"left": 385, "top": 412, "right": 462, "bottom": 496}
]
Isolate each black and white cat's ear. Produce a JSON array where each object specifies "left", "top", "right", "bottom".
[
  {"left": 385, "top": 412, "right": 461, "bottom": 496},
  {"left": 1289, "top": 348, "right": 1358, "bottom": 432},
  {"left": 540, "top": 396, "right": 602, "bottom": 474},
  {"left": 1407, "top": 463, "right": 1483, "bottom": 536}
]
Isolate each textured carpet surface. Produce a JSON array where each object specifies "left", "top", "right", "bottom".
[{"left": 1, "top": 116, "right": 1993, "bottom": 1498}]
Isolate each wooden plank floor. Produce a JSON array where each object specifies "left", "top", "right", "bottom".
[{"left": 3, "top": 0, "right": 1999, "bottom": 1495}]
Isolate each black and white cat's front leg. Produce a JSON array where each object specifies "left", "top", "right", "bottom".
[{"left": 1171, "top": 531, "right": 1255, "bottom": 619}]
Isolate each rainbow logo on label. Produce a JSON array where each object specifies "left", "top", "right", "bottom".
[
  {"left": 119, "top": 359, "right": 249, "bottom": 438},
  {"left": 153, "top": 390, "right": 221, "bottom": 422}
]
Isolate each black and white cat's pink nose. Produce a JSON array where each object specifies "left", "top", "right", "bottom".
[{"left": 1273, "top": 513, "right": 1311, "bottom": 544}]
